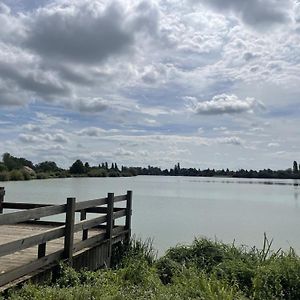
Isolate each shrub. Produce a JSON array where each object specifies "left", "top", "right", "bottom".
[
  {"left": 0, "top": 171, "right": 9, "bottom": 181},
  {"left": 9, "top": 170, "right": 24, "bottom": 181},
  {"left": 36, "top": 173, "right": 50, "bottom": 180}
]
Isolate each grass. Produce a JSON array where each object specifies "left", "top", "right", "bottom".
[{"left": 4, "top": 236, "right": 300, "bottom": 300}]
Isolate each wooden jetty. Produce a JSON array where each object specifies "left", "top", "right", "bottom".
[{"left": 0, "top": 187, "right": 132, "bottom": 291}]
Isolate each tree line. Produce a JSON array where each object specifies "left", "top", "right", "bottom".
[{"left": 0, "top": 152, "right": 300, "bottom": 181}]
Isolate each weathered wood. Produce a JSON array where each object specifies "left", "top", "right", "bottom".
[
  {"left": 113, "top": 195, "right": 127, "bottom": 203},
  {"left": 113, "top": 209, "right": 126, "bottom": 219},
  {"left": 0, "top": 187, "right": 5, "bottom": 214},
  {"left": 0, "top": 249, "right": 64, "bottom": 287},
  {"left": 64, "top": 198, "right": 75, "bottom": 263},
  {"left": 38, "top": 243, "right": 46, "bottom": 258},
  {"left": 73, "top": 231, "right": 106, "bottom": 252},
  {"left": 75, "top": 197, "right": 107, "bottom": 211},
  {"left": 125, "top": 190, "right": 133, "bottom": 242},
  {"left": 106, "top": 193, "right": 114, "bottom": 267},
  {"left": 0, "top": 225, "right": 65, "bottom": 258},
  {"left": 3, "top": 202, "right": 51, "bottom": 210},
  {"left": 0, "top": 204, "right": 66, "bottom": 226},
  {"left": 74, "top": 215, "right": 107, "bottom": 232},
  {"left": 80, "top": 210, "right": 88, "bottom": 241},
  {"left": 0, "top": 190, "right": 133, "bottom": 290}
]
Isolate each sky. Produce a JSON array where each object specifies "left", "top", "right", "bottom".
[{"left": 0, "top": 0, "right": 299, "bottom": 170}]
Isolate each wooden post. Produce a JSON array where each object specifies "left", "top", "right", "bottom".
[
  {"left": 38, "top": 243, "right": 46, "bottom": 258},
  {"left": 0, "top": 187, "right": 5, "bottom": 214},
  {"left": 64, "top": 197, "right": 76, "bottom": 264},
  {"left": 80, "top": 209, "right": 88, "bottom": 240},
  {"left": 125, "top": 190, "right": 132, "bottom": 243},
  {"left": 106, "top": 193, "right": 114, "bottom": 267}
]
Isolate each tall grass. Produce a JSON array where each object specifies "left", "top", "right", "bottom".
[{"left": 5, "top": 236, "right": 300, "bottom": 300}]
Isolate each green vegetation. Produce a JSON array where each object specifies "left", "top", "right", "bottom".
[
  {"left": 1, "top": 152, "right": 300, "bottom": 182},
  {"left": 5, "top": 236, "right": 300, "bottom": 300},
  {"left": 0, "top": 153, "right": 137, "bottom": 181}
]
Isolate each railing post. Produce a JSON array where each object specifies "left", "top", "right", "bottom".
[
  {"left": 125, "top": 190, "right": 132, "bottom": 243},
  {"left": 106, "top": 193, "right": 114, "bottom": 267},
  {"left": 64, "top": 197, "right": 76, "bottom": 264},
  {"left": 80, "top": 209, "right": 88, "bottom": 240},
  {"left": 0, "top": 187, "right": 5, "bottom": 214}
]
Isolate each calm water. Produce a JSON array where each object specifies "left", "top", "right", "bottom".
[{"left": 1, "top": 176, "right": 300, "bottom": 255}]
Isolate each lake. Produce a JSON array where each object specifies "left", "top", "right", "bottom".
[{"left": 1, "top": 176, "right": 300, "bottom": 255}]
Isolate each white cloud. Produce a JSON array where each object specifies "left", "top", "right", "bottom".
[{"left": 185, "top": 94, "right": 263, "bottom": 115}]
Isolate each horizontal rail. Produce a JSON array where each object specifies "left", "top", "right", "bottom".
[
  {"left": 0, "top": 249, "right": 64, "bottom": 287},
  {"left": 75, "top": 197, "right": 107, "bottom": 211},
  {"left": 113, "top": 195, "right": 127, "bottom": 203},
  {"left": 0, "top": 205, "right": 66, "bottom": 225},
  {"left": 73, "top": 232, "right": 107, "bottom": 252},
  {"left": 113, "top": 209, "right": 126, "bottom": 219},
  {"left": 0, "top": 226, "right": 65, "bottom": 258},
  {"left": 3, "top": 202, "right": 51, "bottom": 210},
  {"left": 73, "top": 215, "right": 107, "bottom": 232}
]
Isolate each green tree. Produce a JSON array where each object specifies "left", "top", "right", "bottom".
[
  {"left": 70, "top": 160, "right": 85, "bottom": 174},
  {"left": 36, "top": 161, "right": 59, "bottom": 172},
  {"left": 293, "top": 161, "right": 298, "bottom": 173}
]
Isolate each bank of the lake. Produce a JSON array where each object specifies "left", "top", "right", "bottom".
[{"left": 6, "top": 237, "right": 300, "bottom": 300}]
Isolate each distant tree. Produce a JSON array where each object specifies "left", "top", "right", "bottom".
[
  {"left": 70, "top": 160, "right": 85, "bottom": 174},
  {"left": 293, "top": 161, "right": 298, "bottom": 173},
  {"left": 84, "top": 162, "right": 90, "bottom": 171},
  {"left": 36, "top": 161, "right": 59, "bottom": 172},
  {"left": 2, "top": 153, "right": 34, "bottom": 170}
]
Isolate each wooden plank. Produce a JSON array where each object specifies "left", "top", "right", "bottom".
[
  {"left": 24, "top": 220, "right": 65, "bottom": 227},
  {"left": 0, "top": 187, "right": 5, "bottom": 214},
  {"left": 113, "top": 209, "right": 126, "bottom": 219},
  {"left": 0, "top": 250, "right": 64, "bottom": 287},
  {"left": 0, "top": 205, "right": 66, "bottom": 225},
  {"left": 113, "top": 195, "right": 127, "bottom": 203},
  {"left": 64, "top": 198, "right": 75, "bottom": 262},
  {"left": 112, "top": 226, "right": 127, "bottom": 235},
  {"left": 75, "top": 197, "right": 107, "bottom": 211},
  {"left": 73, "top": 232, "right": 106, "bottom": 252},
  {"left": 73, "top": 215, "right": 107, "bottom": 232},
  {"left": 0, "top": 226, "right": 65, "bottom": 257},
  {"left": 3, "top": 202, "right": 51, "bottom": 210}
]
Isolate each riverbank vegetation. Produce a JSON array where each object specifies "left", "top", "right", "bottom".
[
  {"left": 0, "top": 152, "right": 300, "bottom": 182},
  {"left": 5, "top": 236, "right": 300, "bottom": 300}
]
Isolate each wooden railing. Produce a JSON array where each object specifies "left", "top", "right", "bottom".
[{"left": 0, "top": 188, "right": 132, "bottom": 287}]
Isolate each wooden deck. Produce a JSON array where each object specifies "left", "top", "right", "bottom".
[
  {"left": 0, "top": 223, "right": 103, "bottom": 275},
  {"left": 0, "top": 188, "right": 133, "bottom": 291}
]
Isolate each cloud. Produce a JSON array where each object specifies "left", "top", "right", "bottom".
[
  {"left": 42, "top": 133, "right": 69, "bottom": 143},
  {"left": 199, "top": 0, "right": 293, "bottom": 29},
  {"left": 22, "top": 124, "right": 42, "bottom": 132},
  {"left": 19, "top": 133, "right": 39, "bottom": 143},
  {"left": 24, "top": 0, "right": 159, "bottom": 64},
  {"left": 77, "top": 127, "right": 107, "bottom": 137},
  {"left": 25, "top": 1, "right": 133, "bottom": 64},
  {"left": 217, "top": 136, "right": 243, "bottom": 146},
  {"left": 114, "top": 147, "right": 135, "bottom": 156},
  {"left": 73, "top": 98, "right": 109, "bottom": 113},
  {"left": 185, "top": 94, "right": 263, "bottom": 115}
]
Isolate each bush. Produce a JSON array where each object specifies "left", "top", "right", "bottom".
[
  {"left": 87, "top": 169, "right": 108, "bottom": 177},
  {"left": 9, "top": 170, "right": 24, "bottom": 181},
  {"left": 252, "top": 250, "right": 300, "bottom": 300},
  {"left": 36, "top": 173, "right": 50, "bottom": 180},
  {"left": 0, "top": 171, "right": 9, "bottom": 181}
]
